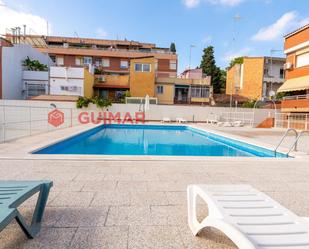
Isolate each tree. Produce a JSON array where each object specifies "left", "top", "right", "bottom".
[
  {"left": 200, "top": 46, "right": 223, "bottom": 93},
  {"left": 229, "top": 57, "right": 243, "bottom": 68},
  {"left": 170, "top": 42, "right": 176, "bottom": 53}
]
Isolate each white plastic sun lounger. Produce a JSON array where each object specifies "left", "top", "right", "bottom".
[
  {"left": 232, "top": 120, "right": 244, "bottom": 127},
  {"left": 176, "top": 117, "right": 187, "bottom": 123},
  {"left": 187, "top": 184, "right": 309, "bottom": 249},
  {"left": 162, "top": 117, "right": 171, "bottom": 123}
]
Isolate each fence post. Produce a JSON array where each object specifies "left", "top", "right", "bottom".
[
  {"left": 29, "top": 106, "right": 32, "bottom": 136},
  {"left": 306, "top": 114, "right": 308, "bottom": 131},
  {"left": 70, "top": 108, "right": 73, "bottom": 127}
]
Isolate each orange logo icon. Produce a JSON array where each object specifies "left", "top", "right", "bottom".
[{"left": 48, "top": 109, "right": 64, "bottom": 127}]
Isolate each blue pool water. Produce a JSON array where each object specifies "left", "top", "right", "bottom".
[{"left": 33, "top": 125, "right": 287, "bottom": 157}]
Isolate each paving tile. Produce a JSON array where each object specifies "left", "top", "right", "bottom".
[
  {"left": 81, "top": 181, "right": 117, "bottom": 192},
  {"left": 178, "top": 226, "right": 237, "bottom": 249},
  {"left": 166, "top": 191, "right": 187, "bottom": 205},
  {"left": 130, "top": 191, "right": 168, "bottom": 206},
  {"left": 91, "top": 192, "right": 131, "bottom": 206},
  {"left": 54, "top": 207, "right": 108, "bottom": 227},
  {"left": 74, "top": 173, "right": 105, "bottom": 181},
  {"left": 49, "top": 192, "right": 94, "bottom": 207},
  {"left": 105, "top": 206, "right": 150, "bottom": 226},
  {"left": 16, "top": 227, "right": 76, "bottom": 249},
  {"left": 116, "top": 181, "right": 148, "bottom": 191},
  {"left": 128, "top": 226, "right": 184, "bottom": 249},
  {"left": 70, "top": 226, "right": 128, "bottom": 249}
]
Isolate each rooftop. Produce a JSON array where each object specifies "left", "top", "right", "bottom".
[{"left": 284, "top": 23, "right": 309, "bottom": 39}]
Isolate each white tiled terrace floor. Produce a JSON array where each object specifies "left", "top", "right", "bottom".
[{"left": 0, "top": 124, "right": 309, "bottom": 249}]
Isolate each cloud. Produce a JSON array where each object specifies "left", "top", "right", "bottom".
[
  {"left": 95, "top": 28, "right": 108, "bottom": 38},
  {"left": 222, "top": 47, "right": 252, "bottom": 62},
  {"left": 0, "top": 1, "right": 50, "bottom": 35},
  {"left": 183, "top": 0, "right": 244, "bottom": 8},
  {"left": 183, "top": 0, "right": 200, "bottom": 8},
  {"left": 251, "top": 11, "right": 309, "bottom": 41},
  {"left": 207, "top": 0, "right": 245, "bottom": 6}
]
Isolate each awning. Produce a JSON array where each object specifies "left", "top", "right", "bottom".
[{"left": 278, "top": 75, "right": 309, "bottom": 93}]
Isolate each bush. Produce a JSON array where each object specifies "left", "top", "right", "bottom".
[
  {"left": 242, "top": 100, "right": 256, "bottom": 108},
  {"left": 76, "top": 96, "right": 112, "bottom": 109}
]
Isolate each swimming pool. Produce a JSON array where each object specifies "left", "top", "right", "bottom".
[{"left": 33, "top": 124, "right": 287, "bottom": 157}]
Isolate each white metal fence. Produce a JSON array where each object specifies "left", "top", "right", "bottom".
[
  {"left": 0, "top": 104, "right": 87, "bottom": 143},
  {"left": 220, "top": 112, "right": 254, "bottom": 126},
  {"left": 275, "top": 113, "right": 309, "bottom": 131}
]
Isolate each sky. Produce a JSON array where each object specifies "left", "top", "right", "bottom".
[{"left": 0, "top": 0, "right": 308, "bottom": 72}]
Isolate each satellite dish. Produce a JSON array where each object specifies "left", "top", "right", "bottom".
[{"left": 269, "top": 90, "right": 275, "bottom": 97}]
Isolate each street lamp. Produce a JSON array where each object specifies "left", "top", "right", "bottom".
[
  {"left": 230, "top": 14, "right": 242, "bottom": 109},
  {"left": 188, "top": 44, "right": 196, "bottom": 78}
]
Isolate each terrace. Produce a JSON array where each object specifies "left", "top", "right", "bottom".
[{"left": 0, "top": 122, "right": 309, "bottom": 249}]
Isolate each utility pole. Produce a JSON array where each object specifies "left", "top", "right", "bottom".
[
  {"left": 230, "top": 14, "right": 242, "bottom": 109},
  {"left": 188, "top": 44, "right": 196, "bottom": 78}
]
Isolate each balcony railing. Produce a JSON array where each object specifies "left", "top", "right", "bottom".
[
  {"left": 47, "top": 45, "right": 176, "bottom": 55},
  {"left": 283, "top": 94, "right": 309, "bottom": 100}
]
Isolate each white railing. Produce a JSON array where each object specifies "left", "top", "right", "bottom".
[
  {"left": 283, "top": 94, "right": 309, "bottom": 100},
  {"left": 275, "top": 112, "right": 309, "bottom": 131},
  {"left": 0, "top": 104, "right": 86, "bottom": 143},
  {"left": 219, "top": 112, "right": 254, "bottom": 126},
  {"left": 125, "top": 97, "right": 158, "bottom": 105}
]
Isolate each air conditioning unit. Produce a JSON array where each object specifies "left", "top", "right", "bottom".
[
  {"left": 284, "top": 62, "right": 293, "bottom": 70},
  {"left": 98, "top": 76, "right": 105, "bottom": 82},
  {"left": 63, "top": 43, "right": 69, "bottom": 48}
]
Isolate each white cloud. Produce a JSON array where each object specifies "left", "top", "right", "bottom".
[
  {"left": 222, "top": 47, "right": 252, "bottom": 62},
  {"left": 252, "top": 11, "right": 309, "bottom": 42},
  {"left": 95, "top": 28, "right": 108, "bottom": 38},
  {"left": 207, "top": 0, "right": 245, "bottom": 6},
  {"left": 0, "top": 1, "right": 50, "bottom": 35},
  {"left": 183, "top": 0, "right": 244, "bottom": 8},
  {"left": 183, "top": 0, "right": 200, "bottom": 8}
]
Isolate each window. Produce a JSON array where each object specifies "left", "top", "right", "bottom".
[
  {"left": 83, "top": 57, "right": 92, "bottom": 65},
  {"left": 280, "top": 68, "right": 284, "bottom": 79},
  {"left": 102, "top": 59, "right": 110, "bottom": 67},
  {"left": 169, "top": 60, "right": 177, "bottom": 70},
  {"left": 191, "top": 86, "right": 210, "bottom": 98},
  {"left": 50, "top": 55, "right": 56, "bottom": 63},
  {"left": 156, "top": 85, "right": 164, "bottom": 94},
  {"left": 135, "top": 63, "right": 143, "bottom": 72},
  {"left": 120, "top": 60, "right": 129, "bottom": 69},
  {"left": 135, "top": 63, "right": 151, "bottom": 72},
  {"left": 94, "top": 59, "right": 102, "bottom": 67},
  {"left": 56, "top": 57, "right": 64, "bottom": 66},
  {"left": 296, "top": 52, "right": 309, "bottom": 68},
  {"left": 60, "top": 86, "right": 81, "bottom": 93},
  {"left": 75, "top": 57, "right": 82, "bottom": 66}
]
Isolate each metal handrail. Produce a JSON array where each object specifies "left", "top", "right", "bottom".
[
  {"left": 287, "top": 131, "right": 309, "bottom": 156},
  {"left": 283, "top": 94, "right": 309, "bottom": 100},
  {"left": 275, "top": 128, "right": 298, "bottom": 155}
]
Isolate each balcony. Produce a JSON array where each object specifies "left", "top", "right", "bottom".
[
  {"left": 94, "top": 74, "right": 129, "bottom": 89},
  {"left": 281, "top": 94, "right": 309, "bottom": 112}
]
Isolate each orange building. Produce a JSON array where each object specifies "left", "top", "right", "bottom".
[
  {"left": 226, "top": 56, "right": 285, "bottom": 100},
  {"left": 278, "top": 24, "right": 309, "bottom": 113}
]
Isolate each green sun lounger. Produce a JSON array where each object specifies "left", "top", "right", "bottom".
[{"left": 0, "top": 181, "right": 53, "bottom": 238}]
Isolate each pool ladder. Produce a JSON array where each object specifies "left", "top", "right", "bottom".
[{"left": 275, "top": 128, "right": 309, "bottom": 156}]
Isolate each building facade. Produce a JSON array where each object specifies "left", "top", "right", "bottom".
[
  {"left": 49, "top": 66, "right": 94, "bottom": 98},
  {"left": 226, "top": 56, "right": 285, "bottom": 100},
  {"left": 278, "top": 24, "right": 309, "bottom": 113},
  {"left": 0, "top": 38, "right": 53, "bottom": 100}
]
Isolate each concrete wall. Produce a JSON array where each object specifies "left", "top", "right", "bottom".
[
  {"left": 155, "top": 83, "right": 174, "bottom": 104},
  {"left": 130, "top": 57, "right": 156, "bottom": 97},
  {"left": 0, "top": 99, "right": 277, "bottom": 142},
  {"left": 226, "top": 57, "right": 265, "bottom": 100},
  {"left": 2, "top": 44, "right": 53, "bottom": 100},
  {"left": 84, "top": 69, "right": 94, "bottom": 98},
  {"left": 50, "top": 66, "right": 84, "bottom": 96}
]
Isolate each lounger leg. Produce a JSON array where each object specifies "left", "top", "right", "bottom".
[
  {"left": 187, "top": 185, "right": 204, "bottom": 236},
  {"left": 15, "top": 183, "right": 52, "bottom": 238}
]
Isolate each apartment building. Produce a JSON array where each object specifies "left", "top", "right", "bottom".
[
  {"left": 226, "top": 56, "right": 285, "bottom": 100},
  {"left": 5, "top": 34, "right": 177, "bottom": 101},
  {"left": 0, "top": 37, "right": 52, "bottom": 100},
  {"left": 278, "top": 24, "right": 309, "bottom": 113},
  {"left": 49, "top": 66, "right": 94, "bottom": 98}
]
